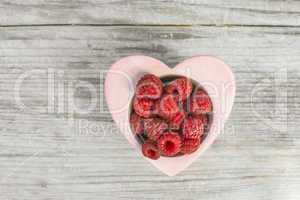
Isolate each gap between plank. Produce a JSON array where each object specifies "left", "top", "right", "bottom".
[{"left": 0, "top": 23, "right": 300, "bottom": 28}]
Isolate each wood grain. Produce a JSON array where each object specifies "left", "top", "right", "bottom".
[
  {"left": 0, "top": 25, "right": 300, "bottom": 199},
  {"left": 1, "top": 0, "right": 300, "bottom": 26}
]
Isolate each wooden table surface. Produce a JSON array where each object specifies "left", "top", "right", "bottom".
[{"left": 1, "top": 1, "right": 300, "bottom": 199}]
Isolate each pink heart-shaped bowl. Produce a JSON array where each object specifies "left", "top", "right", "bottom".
[{"left": 105, "top": 55, "right": 235, "bottom": 176}]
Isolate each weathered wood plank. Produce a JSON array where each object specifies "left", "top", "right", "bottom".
[
  {"left": 1, "top": 0, "right": 300, "bottom": 26},
  {"left": 0, "top": 26, "right": 300, "bottom": 199}
]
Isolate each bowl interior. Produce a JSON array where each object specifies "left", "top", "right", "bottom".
[{"left": 129, "top": 74, "right": 214, "bottom": 157}]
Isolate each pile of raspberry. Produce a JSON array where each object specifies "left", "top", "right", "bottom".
[{"left": 130, "top": 74, "right": 212, "bottom": 160}]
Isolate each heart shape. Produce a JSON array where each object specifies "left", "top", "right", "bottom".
[{"left": 105, "top": 55, "right": 235, "bottom": 176}]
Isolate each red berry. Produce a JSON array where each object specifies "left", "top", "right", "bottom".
[
  {"left": 130, "top": 113, "right": 144, "bottom": 135},
  {"left": 181, "top": 139, "right": 201, "bottom": 154},
  {"left": 144, "top": 118, "right": 168, "bottom": 141},
  {"left": 133, "top": 97, "right": 155, "bottom": 118},
  {"left": 169, "top": 111, "right": 185, "bottom": 130},
  {"left": 198, "top": 114, "right": 211, "bottom": 132},
  {"left": 165, "top": 78, "right": 193, "bottom": 101},
  {"left": 196, "top": 114, "right": 208, "bottom": 126},
  {"left": 190, "top": 88, "right": 212, "bottom": 114},
  {"left": 136, "top": 74, "right": 163, "bottom": 99},
  {"left": 142, "top": 141, "right": 160, "bottom": 160},
  {"left": 156, "top": 94, "right": 179, "bottom": 120},
  {"left": 158, "top": 131, "right": 182, "bottom": 156},
  {"left": 182, "top": 116, "right": 204, "bottom": 139}
]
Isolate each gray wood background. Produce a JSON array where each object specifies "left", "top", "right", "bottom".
[{"left": 1, "top": 0, "right": 300, "bottom": 199}]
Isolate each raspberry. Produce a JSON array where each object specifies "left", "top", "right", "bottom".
[
  {"left": 197, "top": 114, "right": 209, "bottom": 128},
  {"left": 193, "top": 114, "right": 208, "bottom": 125},
  {"left": 144, "top": 118, "right": 168, "bottom": 141},
  {"left": 133, "top": 97, "right": 155, "bottom": 118},
  {"left": 156, "top": 94, "right": 179, "bottom": 120},
  {"left": 181, "top": 139, "right": 201, "bottom": 154},
  {"left": 199, "top": 114, "right": 211, "bottom": 133},
  {"left": 136, "top": 74, "right": 163, "bottom": 99},
  {"left": 130, "top": 113, "right": 144, "bottom": 135},
  {"left": 164, "top": 78, "right": 193, "bottom": 101},
  {"left": 169, "top": 111, "right": 185, "bottom": 130},
  {"left": 182, "top": 116, "right": 204, "bottom": 139},
  {"left": 190, "top": 88, "right": 212, "bottom": 114},
  {"left": 158, "top": 131, "right": 182, "bottom": 156},
  {"left": 142, "top": 141, "right": 160, "bottom": 160}
]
